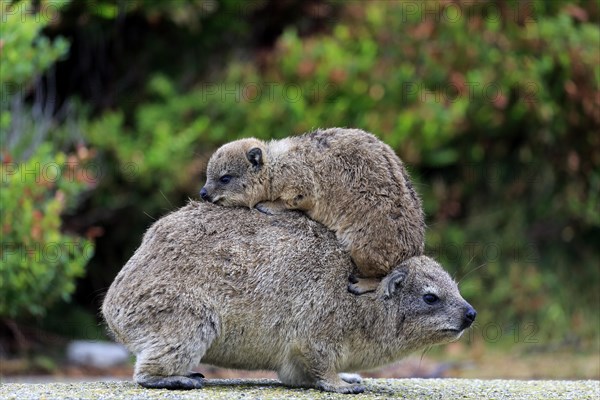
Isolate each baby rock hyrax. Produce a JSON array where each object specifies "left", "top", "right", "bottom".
[
  {"left": 200, "top": 128, "right": 425, "bottom": 293},
  {"left": 102, "top": 202, "right": 476, "bottom": 394}
]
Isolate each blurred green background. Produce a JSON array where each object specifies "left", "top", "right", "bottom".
[{"left": 1, "top": 0, "right": 598, "bottom": 379}]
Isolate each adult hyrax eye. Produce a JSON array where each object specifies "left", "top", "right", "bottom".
[
  {"left": 423, "top": 293, "right": 439, "bottom": 305},
  {"left": 219, "top": 175, "right": 232, "bottom": 184}
]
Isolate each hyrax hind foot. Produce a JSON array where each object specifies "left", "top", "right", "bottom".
[
  {"left": 136, "top": 373, "right": 205, "bottom": 390},
  {"left": 348, "top": 275, "right": 381, "bottom": 295}
]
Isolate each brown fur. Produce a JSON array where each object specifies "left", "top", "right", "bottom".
[
  {"left": 201, "top": 128, "right": 425, "bottom": 280},
  {"left": 102, "top": 202, "right": 475, "bottom": 393}
]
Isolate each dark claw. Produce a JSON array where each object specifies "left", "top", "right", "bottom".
[{"left": 188, "top": 372, "right": 205, "bottom": 380}]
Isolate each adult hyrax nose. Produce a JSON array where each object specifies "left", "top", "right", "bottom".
[
  {"left": 199, "top": 187, "right": 211, "bottom": 201},
  {"left": 462, "top": 306, "right": 477, "bottom": 329}
]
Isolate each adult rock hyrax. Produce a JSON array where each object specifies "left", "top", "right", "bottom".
[
  {"left": 200, "top": 128, "right": 425, "bottom": 293},
  {"left": 102, "top": 201, "right": 476, "bottom": 394}
]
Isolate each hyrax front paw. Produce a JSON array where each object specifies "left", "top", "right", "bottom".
[
  {"left": 316, "top": 379, "right": 366, "bottom": 394},
  {"left": 339, "top": 372, "right": 363, "bottom": 384}
]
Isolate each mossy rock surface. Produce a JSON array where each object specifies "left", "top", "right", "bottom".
[{"left": 1, "top": 378, "right": 599, "bottom": 399}]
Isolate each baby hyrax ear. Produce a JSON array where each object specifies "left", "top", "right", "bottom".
[
  {"left": 383, "top": 268, "right": 409, "bottom": 299},
  {"left": 246, "top": 147, "right": 263, "bottom": 170}
]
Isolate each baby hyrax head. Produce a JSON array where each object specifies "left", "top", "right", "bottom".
[
  {"left": 201, "top": 138, "right": 269, "bottom": 207},
  {"left": 385, "top": 255, "right": 477, "bottom": 345}
]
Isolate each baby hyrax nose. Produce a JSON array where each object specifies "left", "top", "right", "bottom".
[{"left": 200, "top": 187, "right": 210, "bottom": 201}]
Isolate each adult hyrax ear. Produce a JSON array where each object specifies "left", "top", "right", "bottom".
[
  {"left": 383, "top": 268, "right": 409, "bottom": 299},
  {"left": 247, "top": 147, "right": 263, "bottom": 170}
]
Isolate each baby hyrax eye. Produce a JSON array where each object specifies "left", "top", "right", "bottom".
[
  {"left": 423, "top": 293, "right": 439, "bottom": 305},
  {"left": 219, "top": 175, "right": 232, "bottom": 184}
]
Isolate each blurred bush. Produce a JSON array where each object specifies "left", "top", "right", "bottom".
[
  {"left": 87, "top": 0, "right": 599, "bottom": 341},
  {"left": 0, "top": 145, "right": 94, "bottom": 318},
  {"left": 1, "top": 0, "right": 598, "bottom": 347},
  {"left": 0, "top": 0, "right": 71, "bottom": 158},
  {"left": 0, "top": 0, "right": 69, "bottom": 86},
  {"left": 0, "top": 0, "right": 94, "bottom": 319}
]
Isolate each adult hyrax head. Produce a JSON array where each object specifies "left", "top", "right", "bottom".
[
  {"left": 102, "top": 202, "right": 475, "bottom": 394},
  {"left": 387, "top": 255, "right": 477, "bottom": 344},
  {"left": 200, "top": 138, "right": 268, "bottom": 207}
]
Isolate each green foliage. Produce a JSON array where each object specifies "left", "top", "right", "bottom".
[
  {"left": 0, "top": 0, "right": 70, "bottom": 86},
  {"left": 0, "top": 145, "right": 94, "bottom": 318},
  {"left": 0, "top": 0, "right": 70, "bottom": 134},
  {"left": 4, "top": 0, "right": 596, "bottom": 345},
  {"left": 0, "top": 0, "right": 76, "bottom": 197},
  {"left": 0, "top": 0, "right": 94, "bottom": 319},
  {"left": 87, "top": 1, "right": 599, "bottom": 341}
]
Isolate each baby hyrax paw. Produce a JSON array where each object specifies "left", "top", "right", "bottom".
[
  {"left": 347, "top": 275, "right": 381, "bottom": 295},
  {"left": 255, "top": 201, "right": 288, "bottom": 215}
]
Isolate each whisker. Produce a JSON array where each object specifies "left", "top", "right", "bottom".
[
  {"left": 457, "top": 262, "right": 488, "bottom": 284},
  {"left": 419, "top": 346, "right": 431, "bottom": 369},
  {"left": 159, "top": 190, "right": 174, "bottom": 209},
  {"left": 91, "top": 287, "right": 110, "bottom": 303},
  {"left": 454, "top": 252, "right": 478, "bottom": 280}
]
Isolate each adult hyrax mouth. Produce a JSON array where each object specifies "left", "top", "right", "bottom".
[
  {"left": 210, "top": 195, "right": 224, "bottom": 205},
  {"left": 439, "top": 328, "right": 466, "bottom": 342}
]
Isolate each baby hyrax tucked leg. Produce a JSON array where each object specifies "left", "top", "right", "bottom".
[
  {"left": 256, "top": 191, "right": 314, "bottom": 216},
  {"left": 255, "top": 200, "right": 289, "bottom": 216}
]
